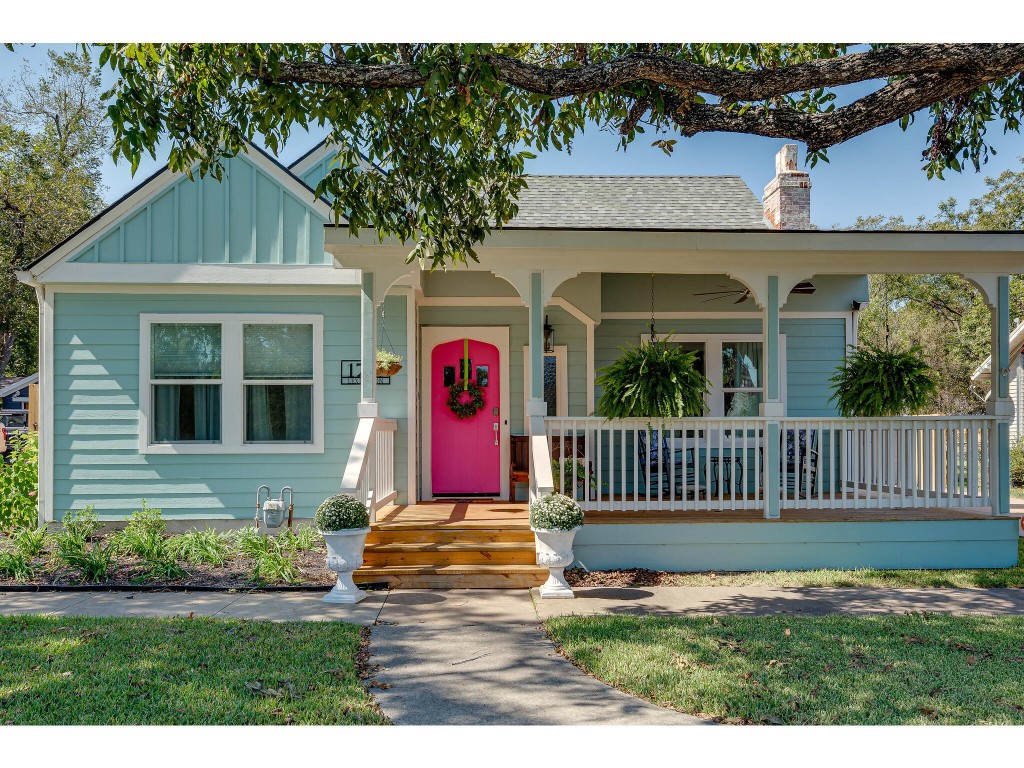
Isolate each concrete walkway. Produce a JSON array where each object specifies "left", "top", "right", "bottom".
[{"left": 4, "top": 584, "right": 1024, "bottom": 725}]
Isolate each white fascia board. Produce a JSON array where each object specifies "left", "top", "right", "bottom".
[
  {"left": 39, "top": 263, "right": 362, "bottom": 286},
  {"left": 28, "top": 167, "right": 181, "bottom": 279},
  {"left": 326, "top": 228, "right": 1024, "bottom": 275},
  {"left": 288, "top": 140, "right": 374, "bottom": 180},
  {"left": 243, "top": 142, "right": 334, "bottom": 222}
]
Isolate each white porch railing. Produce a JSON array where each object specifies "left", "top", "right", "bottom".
[
  {"left": 542, "top": 416, "right": 999, "bottom": 513},
  {"left": 340, "top": 416, "right": 398, "bottom": 522}
]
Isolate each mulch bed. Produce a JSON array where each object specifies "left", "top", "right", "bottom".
[
  {"left": 566, "top": 568, "right": 682, "bottom": 588},
  {"left": 0, "top": 534, "right": 337, "bottom": 589}
]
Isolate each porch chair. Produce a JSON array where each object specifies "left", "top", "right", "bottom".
[
  {"left": 637, "top": 429, "right": 706, "bottom": 499},
  {"left": 759, "top": 429, "right": 819, "bottom": 499}
]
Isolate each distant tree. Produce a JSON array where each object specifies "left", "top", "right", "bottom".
[
  {"left": 90, "top": 43, "right": 1024, "bottom": 267},
  {"left": 0, "top": 49, "right": 107, "bottom": 377},
  {"left": 855, "top": 162, "right": 1024, "bottom": 413}
]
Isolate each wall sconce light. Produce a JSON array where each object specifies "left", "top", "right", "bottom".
[{"left": 543, "top": 315, "right": 554, "bottom": 353}]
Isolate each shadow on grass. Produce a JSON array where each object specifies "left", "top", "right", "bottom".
[
  {"left": 546, "top": 612, "right": 1024, "bottom": 725},
  {"left": 0, "top": 615, "right": 389, "bottom": 725}
]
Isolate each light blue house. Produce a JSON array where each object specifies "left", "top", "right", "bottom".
[{"left": 17, "top": 142, "right": 1021, "bottom": 584}]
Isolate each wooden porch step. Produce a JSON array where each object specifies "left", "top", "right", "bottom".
[
  {"left": 363, "top": 540, "right": 536, "bottom": 567},
  {"left": 368, "top": 527, "right": 534, "bottom": 545},
  {"left": 353, "top": 564, "right": 548, "bottom": 589}
]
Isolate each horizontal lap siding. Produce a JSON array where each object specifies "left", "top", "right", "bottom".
[
  {"left": 52, "top": 292, "right": 409, "bottom": 520},
  {"left": 783, "top": 317, "right": 846, "bottom": 417}
]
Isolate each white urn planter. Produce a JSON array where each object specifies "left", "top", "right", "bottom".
[
  {"left": 532, "top": 526, "right": 582, "bottom": 599},
  {"left": 321, "top": 527, "right": 371, "bottom": 604}
]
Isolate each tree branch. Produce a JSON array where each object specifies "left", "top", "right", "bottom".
[{"left": 269, "top": 44, "right": 1024, "bottom": 103}]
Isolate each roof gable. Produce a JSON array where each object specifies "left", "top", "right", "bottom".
[{"left": 27, "top": 142, "right": 334, "bottom": 278}]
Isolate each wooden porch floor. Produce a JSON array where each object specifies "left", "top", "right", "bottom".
[{"left": 375, "top": 501, "right": 995, "bottom": 528}]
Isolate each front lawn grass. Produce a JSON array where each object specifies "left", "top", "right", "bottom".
[
  {"left": 0, "top": 615, "right": 388, "bottom": 725},
  {"left": 570, "top": 538, "right": 1024, "bottom": 588},
  {"left": 546, "top": 613, "right": 1024, "bottom": 725}
]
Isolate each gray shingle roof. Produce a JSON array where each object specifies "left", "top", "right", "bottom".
[{"left": 507, "top": 175, "right": 767, "bottom": 229}]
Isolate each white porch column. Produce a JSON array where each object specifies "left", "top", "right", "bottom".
[
  {"left": 360, "top": 270, "right": 379, "bottom": 417},
  {"left": 526, "top": 271, "right": 553, "bottom": 501},
  {"left": 761, "top": 275, "right": 784, "bottom": 519},
  {"left": 527, "top": 270, "right": 546, "bottom": 430},
  {"left": 988, "top": 274, "right": 1011, "bottom": 516}
]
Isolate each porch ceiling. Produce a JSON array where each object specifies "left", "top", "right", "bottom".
[{"left": 326, "top": 227, "right": 1024, "bottom": 276}]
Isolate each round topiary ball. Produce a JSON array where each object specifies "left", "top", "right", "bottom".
[
  {"left": 315, "top": 494, "right": 370, "bottom": 531},
  {"left": 529, "top": 493, "right": 584, "bottom": 531}
]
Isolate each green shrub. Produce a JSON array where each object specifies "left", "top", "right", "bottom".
[
  {"left": 60, "top": 507, "right": 100, "bottom": 542},
  {"left": 551, "top": 458, "right": 593, "bottom": 497},
  {"left": 277, "top": 524, "right": 321, "bottom": 553},
  {"left": 228, "top": 526, "right": 270, "bottom": 558},
  {"left": 596, "top": 339, "right": 709, "bottom": 418},
  {"left": 249, "top": 548, "right": 299, "bottom": 584},
  {"left": 167, "top": 528, "right": 233, "bottom": 566},
  {"left": 529, "top": 493, "right": 584, "bottom": 531},
  {"left": 137, "top": 558, "right": 186, "bottom": 583},
  {"left": 59, "top": 541, "right": 115, "bottom": 583},
  {"left": 1010, "top": 441, "right": 1024, "bottom": 488},
  {"left": 829, "top": 343, "right": 937, "bottom": 417},
  {"left": 12, "top": 524, "right": 49, "bottom": 558},
  {"left": 111, "top": 504, "right": 168, "bottom": 560},
  {"left": 0, "top": 431, "right": 39, "bottom": 531},
  {"left": 0, "top": 549, "right": 32, "bottom": 581},
  {"left": 314, "top": 495, "right": 370, "bottom": 531}
]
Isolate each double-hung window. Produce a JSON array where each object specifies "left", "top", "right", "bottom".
[
  {"left": 243, "top": 323, "right": 314, "bottom": 443},
  {"left": 141, "top": 314, "right": 323, "bottom": 453},
  {"left": 642, "top": 333, "right": 784, "bottom": 417},
  {"left": 150, "top": 323, "right": 222, "bottom": 442}
]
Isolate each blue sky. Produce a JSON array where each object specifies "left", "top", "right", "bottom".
[{"left": 5, "top": 44, "right": 1024, "bottom": 228}]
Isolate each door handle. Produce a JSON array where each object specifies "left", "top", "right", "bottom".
[{"left": 493, "top": 422, "right": 499, "bottom": 446}]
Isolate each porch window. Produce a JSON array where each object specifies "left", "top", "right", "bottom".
[
  {"left": 140, "top": 313, "right": 324, "bottom": 454},
  {"left": 150, "top": 323, "right": 222, "bottom": 442},
  {"left": 524, "top": 345, "right": 568, "bottom": 417},
  {"left": 722, "top": 342, "right": 763, "bottom": 417},
  {"left": 243, "top": 323, "right": 314, "bottom": 443},
  {"left": 643, "top": 334, "right": 783, "bottom": 416}
]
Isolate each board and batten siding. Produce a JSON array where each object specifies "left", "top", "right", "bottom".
[
  {"left": 70, "top": 154, "right": 329, "bottom": 266},
  {"left": 51, "top": 292, "right": 408, "bottom": 520}
]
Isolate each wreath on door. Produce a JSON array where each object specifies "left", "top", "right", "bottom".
[{"left": 447, "top": 380, "right": 486, "bottom": 419}]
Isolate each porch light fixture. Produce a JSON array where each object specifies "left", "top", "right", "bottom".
[{"left": 543, "top": 315, "right": 554, "bottom": 353}]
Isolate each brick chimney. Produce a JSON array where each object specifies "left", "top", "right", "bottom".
[{"left": 763, "top": 144, "right": 811, "bottom": 229}]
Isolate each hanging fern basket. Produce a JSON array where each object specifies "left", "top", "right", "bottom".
[{"left": 596, "top": 337, "right": 710, "bottom": 419}]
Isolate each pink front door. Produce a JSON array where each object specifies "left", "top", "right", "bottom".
[{"left": 431, "top": 338, "right": 500, "bottom": 496}]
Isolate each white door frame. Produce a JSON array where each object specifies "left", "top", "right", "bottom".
[
  {"left": 420, "top": 326, "right": 511, "bottom": 500},
  {"left": 523, "top": 345, "right": 569, "bottom": 418}
]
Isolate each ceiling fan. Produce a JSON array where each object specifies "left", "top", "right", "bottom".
[{"left": 694, "top": 281, "right": 816, "bottom": 304}]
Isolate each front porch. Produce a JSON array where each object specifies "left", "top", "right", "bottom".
[
  {"left": 358, "top": 500, "right": 1018, "bottom": 584},
  {"left": 329, "top": 227, "right": 1023, "bottom": 583}
]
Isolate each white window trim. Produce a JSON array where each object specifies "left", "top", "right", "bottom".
[
  {"left": 139, "top": 313, "right": 324, "bottom": 454},
  {"left": 641, "top": 333, "right": 787, "bottom": 417},
  {"left": 522, "top": 345, "right": 569, "bottom": 419}
]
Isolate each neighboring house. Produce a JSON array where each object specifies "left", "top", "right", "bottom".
[
  {"left": 0, "top": 371, "right": 37, "bottom": 431},
  {"left": 973, "top": 320, "right": 1024, "bottom": 445},
  {"left": 16, "top": 142, "right": 1022, "bottom": 584}
]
